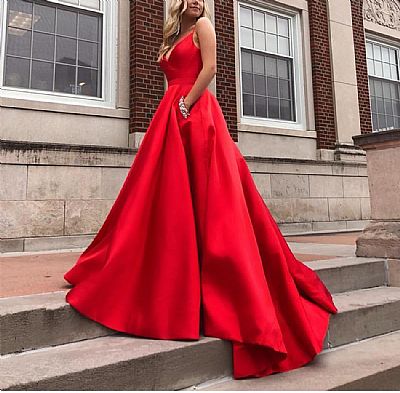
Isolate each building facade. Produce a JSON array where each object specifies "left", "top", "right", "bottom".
[{"left": 0, "top": 0, "right": 396, "bottom": 252}]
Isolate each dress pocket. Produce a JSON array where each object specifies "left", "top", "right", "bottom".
[{"left": 175, "top": 96, "right": 193, "bottom": 123}]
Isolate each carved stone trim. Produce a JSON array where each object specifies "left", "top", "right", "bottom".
[{"left": 364, "top": 0, "right": 400, "bottom": 30}]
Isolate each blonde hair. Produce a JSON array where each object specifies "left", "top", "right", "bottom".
[{"left": 157, "top": 0, "right": 212, "bottom": 62}]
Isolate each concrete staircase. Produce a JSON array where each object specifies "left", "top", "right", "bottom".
[{"left": 1, "top": 257, "right": 400, "bottom": 390}]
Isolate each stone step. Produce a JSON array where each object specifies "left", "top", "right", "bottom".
[
  {"left": 0, "top": 256, "right": 394, "bottom": 356},
  {"left": 326, "top": 286, "right": 400, "bottom": 348},
  {"left": 187, "top": 330, "right": 400, "bottom": 391},
  {"left": 0, "top": 291, "right": 113, "bottom": 356},
  {"left": 1, "top": 286, "right": 400, "bottom": 390},
  {"left": 0, "top": 335, "right": 232, "bottom": 391},
  {"left": 305, "top": 256, "right": 386, "bottom": 293}
]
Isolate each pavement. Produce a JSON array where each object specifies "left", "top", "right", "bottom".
[{"left": 0, "top": 232, "right": 360, "bottom": 299}]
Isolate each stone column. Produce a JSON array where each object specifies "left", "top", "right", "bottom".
[
  {"left": 353, "top": 130, "right": 400, "bottom": 260},
  {"left": 327, "top": 0, "right": 364, "bottom": 162}
]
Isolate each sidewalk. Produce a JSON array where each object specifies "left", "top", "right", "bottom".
[{"left": 0, "top": 232, "right": 360, "bottom": 298}]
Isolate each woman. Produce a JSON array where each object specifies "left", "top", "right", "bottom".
[{"left": 64, "top": 0, "right": 338, "bottom": 380}]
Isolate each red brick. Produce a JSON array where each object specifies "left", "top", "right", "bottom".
[{"left": 350, "top": 0, "right": 372, "bottom": 134}]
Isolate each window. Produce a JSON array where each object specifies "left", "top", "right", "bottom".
[
  {"left": 0, "top": 0, "right": 116, "bottom": 107},
  {"left": 366, "top": 39, "right": 400, "bottom": 132},
  {"left": 238, "top": 3, "right": 299, "bottom": 124},
  {"left": 4, "top": 0, "right": 102, "bottom": 96}
]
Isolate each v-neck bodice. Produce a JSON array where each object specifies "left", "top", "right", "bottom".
[
  {"left": 159, "top": 30, "right": 202, "bottom": 86},
  {"left": 163, "top": 29, "right": 196, "bottom": 62}
]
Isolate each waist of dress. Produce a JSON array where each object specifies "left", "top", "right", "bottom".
[{"left": 168, "top": 77, "right": 197, "bottom": 86}]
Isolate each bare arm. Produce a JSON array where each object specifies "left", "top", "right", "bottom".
[{"left": 184, "top": 17, "right": 217, "bottom": 110}]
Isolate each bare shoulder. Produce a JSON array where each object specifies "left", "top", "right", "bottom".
[
  {"left": 194, "top": 17, "right": 216, "bottom": 48},
  {"left": 195, "top": 16, "right": 215, "bottom": 34}
]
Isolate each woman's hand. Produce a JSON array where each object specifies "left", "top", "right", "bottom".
[{"left": 184, "top": 97, "right": 192, "bottom": 110}]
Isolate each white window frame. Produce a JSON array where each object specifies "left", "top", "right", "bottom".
[
  {"left": 0, "top": 0, "right": 117, "bottom": 108},
  {"left": 365, "top": 34, "right": 400, "bottom": 132},
  {"left": 237, "top": 1, "right": 306, "bottom": 131}
]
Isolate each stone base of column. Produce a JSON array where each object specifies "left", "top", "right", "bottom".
[
  {"left": 128, "top": 132, "right": 145, "bottom": 149},
  {"left": 334, "top": 143, "right": 366, "bottom": 162},
  {"left": 356, "top": 220, "right": 400, "bottom": 259}
]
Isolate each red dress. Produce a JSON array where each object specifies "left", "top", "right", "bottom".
[{"left": 64, "top": 30, "right": 338, "bottom": 379}]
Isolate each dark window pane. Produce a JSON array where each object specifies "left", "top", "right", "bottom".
[
  {"left": 376, "top": 98, "right": 384, "bottom": 113},
  {"left": 279, "top": 79, "right": 290, "bottom": 99},
  {"left": 8, "top": 0, "right": 33, "bottom": 29},
  {"left": 372, "top": 113, "right": 378, "bottom": 130},
  {"left": 390, "top": 83, "right": 399, "bottom": 100},
  {"left": 33, "top": 3, "right": 55, "bottom": 33},
  {"left": 32, "top": 32, "right": 54, "bottom": 61},
  {"left": 368, "top": 78, "right": 375, "bottom": 95},
  {"left": 6, "top": 27, "right": 31, "bottom": 57},
  {"left": 370, "top": 96, "right": 377, "bottom": 113},
  {"left": 4, "top": 56, "right": 30, "bottom": 88},
  {"left": 31, "top": 60, "right": 53, "bottom": 90},
  {"left": 57, "top": 8, "right": 77, "bottom": 37},
  {"left": 375, "top": 80, "right": 383, "bottom": 97},
  {"left": 385, "top": 100, "right": 393, "bottom": 115},
  {"left": 241, "top": 51, "right": 252, "bottom": 73},
  {"left": 254, "top": 74, "right": 266, "bottom": 95},
  {"left": 78, "top": 13, "right": 99, "bottom": 41},
  {"left": 267, "top": 97, "right": 279, "bottom": 118},
  {"left": 243, "top": 94, "right": 254, "bottom": 115},
  {"left": 267, "top": 77, "right": 278, "bottom": 97},
  {"left": 387, "top": 115, "right": 395, "bottom": 129},
  {"left": 77, "top": 67, "right": 99, "bottom": 97},
  {"left": 78, "top": 41, "right": 98, "bottom": 67},
  {"left": 394, "top": 101, "right": 400, "bottom": 116},
  {"left": 56, "top": 36, "right": 77, "bottom": 65},
  {"left": 242, "top": 72, "right": 253, "bottom": 94},
  {"left": 55, "top": 63, "right": 76, "bottom": 93},
  {"left": 255, "top": 96, "right": 267, "bottom": 117},
  {"left": 252, "top": 53, "right": 264, "bottom": 74},
  {"left": 395, "top": 116, "right": 400, "bottom": 128},
  {"left": 377, "top": 114, "right": 386, "bottom": 129},
  {"left": 280, "top": 99, "right": 292, "bottom": 120},
  {"left": 277, "top": 59, "right": 289, "bottom": 79},
  {"left": 266, "top": 57, "right": 276, "bottom": 77},
  {"left": 383, "top": 82, "right": 391, "bottom": 98}
]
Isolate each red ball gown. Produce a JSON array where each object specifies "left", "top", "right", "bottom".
[{"left": 64, "top": 29, "right": 338, "bottom": 379}]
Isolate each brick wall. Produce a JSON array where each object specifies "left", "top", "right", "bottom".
[
  {"left": 351, "top": 0, "right": 373, "bottom": 135},
  {"left": 308, "top": 0, "right": 336, "bottom": 149},
  {"left": 214, "top": 0, "right": 238, "bottom": 142},
  {"left": 129, "top": 0, "right": 165, "bottom": 135}
]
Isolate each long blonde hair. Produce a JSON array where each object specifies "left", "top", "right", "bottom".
[{"left": 157, "top": 0, "right": 212, "bottom": 62}]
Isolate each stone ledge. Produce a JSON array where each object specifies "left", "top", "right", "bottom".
[
  {"left": 353, "top": 129, "right": 400, "bottom": 149},
  {"left": 1, "top": 140, "right": 137, "bottom": 167},
  {"left": 356, "top": 221, "right": 400, "bottom": 259}
]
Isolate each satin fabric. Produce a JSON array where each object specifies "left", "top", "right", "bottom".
[{"left": 64, "top": 30, "right": 338, "bottom": 379}]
